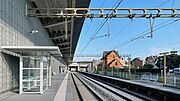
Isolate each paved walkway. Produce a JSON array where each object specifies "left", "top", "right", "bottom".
[
  {"left": 54, "top": 72, "right": 79, "bottom": 101},
  {"left": 53, "top": 72, "right": 69, "bottom": 101},
  {"left": 0, "top": 73, "right": 66, "bottom": 101},
  {"left": 0, "top": 72, "right": 79, "bottom": 101}
]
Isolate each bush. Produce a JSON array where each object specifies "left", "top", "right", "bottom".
[
  {"left": 97, "top": 66, "right": 102, "bottom": 71},
  {"left": 143, "top": 63, "right": 154, "bottom": 69}
]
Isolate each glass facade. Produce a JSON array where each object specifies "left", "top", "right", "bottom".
[{"left": 20, "top": 56, "right": 51, "bottom": 94}]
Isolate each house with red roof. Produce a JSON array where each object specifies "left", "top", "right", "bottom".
[{"left": 102, "top": 50, "right": 124, "bottom": 68}]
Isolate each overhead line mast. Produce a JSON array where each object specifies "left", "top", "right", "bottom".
[{"left": 27, "top": 8, "right": 180, "bottom": 18}]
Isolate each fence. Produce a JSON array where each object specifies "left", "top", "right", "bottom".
[
  {"left": 96, "top": 71, "right": 180, "bottom": 88},
  {"left": 166, "top": 73, "right": 180, "bottom": 88}
]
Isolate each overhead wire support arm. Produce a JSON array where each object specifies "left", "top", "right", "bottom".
[
  {"left": 27, "top": 8, "right": 180, "bottom": 18},
  {"left": 148, "top": 17, "right": 155, "bottom": 38}
]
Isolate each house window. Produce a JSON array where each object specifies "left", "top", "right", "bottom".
[
  {"left": 113, "top": 55, "right": 115, "bottom": 58},
  {"left": 115, "top": 62, "right": 118, "bottom": 66}
]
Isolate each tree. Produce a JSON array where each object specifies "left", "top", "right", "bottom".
[
  {"left": 155, "top": 54, "right": 180, "bottom": 69},
  {"left": 143, "top": 63, "right": 154, "bottom": 69},
  {"left": 123, "top": 66, "right": 128, "bottom": 72}
]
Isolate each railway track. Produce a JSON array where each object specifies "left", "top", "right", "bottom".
[
  {"left": 72, "top": 72, "right": 157, "bottom": 101},
  {"left": 71, "top": 72, "right": 102, "bottom": 101}
]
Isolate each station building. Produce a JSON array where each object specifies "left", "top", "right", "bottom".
[{"left": 0, "top": 0, "right": 90, "bottom": 94}]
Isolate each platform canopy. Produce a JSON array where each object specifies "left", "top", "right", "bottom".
[
  {"left": 0, "top": 46, "right": 62, "bottom": 58},
  {"left": 28, "top": 0, "right": 91, "bottom": 63}
]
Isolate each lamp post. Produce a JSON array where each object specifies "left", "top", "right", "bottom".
[{"left": 160, "top": 52, "right": 169, "bottom": 86}]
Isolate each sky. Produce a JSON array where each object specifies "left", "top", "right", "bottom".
[{"left": 74, "top": 0, "right": 180, "bottom": 61}]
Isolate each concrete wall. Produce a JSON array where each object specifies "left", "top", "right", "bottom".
[
  {"left": 0, "top": 53, "right": 19, "bottom": 93},
  {"left": 0, "top": 0, "right": 62, "bottom": 93},
  {"left": 50, "top": 56, "right": 60, "bottom": 74},
  {"left": 50, "top": 56, "right": 67, "bottom": 74}
]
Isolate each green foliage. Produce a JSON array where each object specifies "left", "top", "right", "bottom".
[
  {"left": 143, "top": 63, "right": 154, "bottom": 69},
  {"left": 155, "top": 54, "right": 180, "bottom": 69},
  {"left": 131, "top": 67, "right": 136, "bottom": 73},
  {"left": 158, "top": 76, "right": 164, "bottom": 83},
  {"left": 123, "top": 66, "right": 128, "bottom": 72},
  {"left": 106, "top": 66, "right": 111, "bottom": 72},
  {"left": 97, "top": 66, "right": 102, "bottom": 71},
  {"left": 130, "top": 61, "right": 136, "bottom": 68}
]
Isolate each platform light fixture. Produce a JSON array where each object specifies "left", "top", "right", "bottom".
[{"left": 29, "top": 30, "right": 38, "bottom": 34}]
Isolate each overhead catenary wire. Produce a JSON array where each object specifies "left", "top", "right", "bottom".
[
  {"left": 94, "top": 20, "right": 133, "bottom": 52},
  {"left": 131, "top": 41, "right": 180, "bottom": 55},
  {"left": 79, "top": 0, "right": 124, "bottom": 54},
  {"left": 74, "top": 0, "right": 108, "bottom": 61},
  {"left": 113, "top": 18, "right": 180, "bottom": 49},
  {"left": 90, "top": 18, "right": 112, "bottom": 40},
  {"left": 78, "top": 0, "right": 107, "bottom": 42},
  {"left": 78, "top": 20, "right": 93, "bottom": 50},
  {"left": 112, "top": 19, "right": 173, "bottom": 49},
  {"left": 77, "top": 0, "right": 106, "bottom": 50},
  {"left": 76, "top": 0, "right": 173, "bottom": 62},
  {"left": 75, "top": 0, "right": 175, "bottom": 62},
  {"left": 80, "top": 0, "right": 107, "bottom": 44},
  {"left": 93, "top": 0, "right": 171, "bottom": 52},
  {"left": 76, "top": 0, "right": 107, "bottom": 56}
]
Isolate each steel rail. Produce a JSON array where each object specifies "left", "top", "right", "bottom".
[
  {"left": 79, "top": 72, "right": 157, "bottom": 101},
  {"left": 71, "top": 73, "right": 103, "bottom": 101}
]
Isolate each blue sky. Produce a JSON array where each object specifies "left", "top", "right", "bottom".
[{"left": 74, "top": 0, "right": 180, "bottom": 61}]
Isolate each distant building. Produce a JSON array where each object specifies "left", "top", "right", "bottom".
[
  {"left": 131, "top": 57, "right": 143, "bottom": 69},
  {"left": 102, "top": 50, "right": 124, "bottom": 68},
  {"left": 93, "top": 59, "right": 103, "bottom": 70},
  {"left": 145, "top": 55, "right": 158, "bottom": 65}
]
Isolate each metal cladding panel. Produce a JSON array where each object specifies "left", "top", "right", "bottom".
[
  {"left": 0, "top": 0, "right": 56, "bottom": 93},
  {"left": 0, "top": 0, "right": 54, "bottom": 46}
]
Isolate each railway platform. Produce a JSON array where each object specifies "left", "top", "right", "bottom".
[{"left": 1, "top": 72, "right": 180, "bottom": 101}]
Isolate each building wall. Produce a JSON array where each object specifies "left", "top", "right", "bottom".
[
  {"left": 132, "top": 58, "right": 143, "bottom": 69},
  {"left": 50, "top": 56, "right": 60, "bottom": 74},
  {"left": 0, "top": 0, "right": 61, "bottom": 93},
  {"left": 107, "top": 51, "right": 120, "bottom": 65},
  {"left": 106, "top": 51, "right": 122, "bottom": 68},
  {"left": 135, "top": 60, "right": 143, "bottom": 68},
  {"left": 109, "top": 59, "right": 123, "bottom": 68},
  {"left": 0, "top": 53, "right": 19, "bottom": 93}
]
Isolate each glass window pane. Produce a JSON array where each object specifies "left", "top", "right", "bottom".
[
  {"left": 22, "top": 81, "right": 40, "bottom": 92},
  {"left": 23, "top": 57, "right": 40, "bottom": 68},
  {"left": 43, "top": 79, "right": 48, "bottom": 91},
  {"left": 43, "top": 56, "right": 50, "bottom": 68},
  {"left": 23, "top": 69, "right": 40, "bottom": 80}
]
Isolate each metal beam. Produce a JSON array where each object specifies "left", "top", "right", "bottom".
[
  {"left": 61, "top": 50, "right": 70, "bottom": 53},
  {"left": 63, "top": 54, "right": 130, "bottom": 57},
  {"left": 60, "top": 47, "right": 70, "bottom": 50},
  {"left": 27, "top": 8, "right": 180, "bottom": 18},
  {"left": 56, "top": 42, "right": 70, "bottom": 46},
  {"left": 69, "top": 61, "right": 93, "bottom": 63},
  {"left": 44, "top": 20, "right": 72, "bottom": 28},
  {"left": 70, "top": 18, "right": 74, "bottom": 54},
  {"left": 51, "top": 34, "right": 71, "bottom": 40}
]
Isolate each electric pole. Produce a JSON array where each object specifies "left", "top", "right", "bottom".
[{"left": 160, "top": 52, "right": 169, "bottom": 86}]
